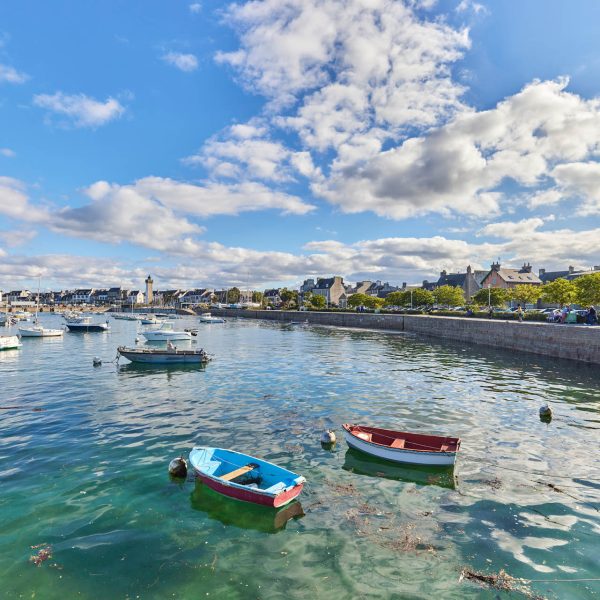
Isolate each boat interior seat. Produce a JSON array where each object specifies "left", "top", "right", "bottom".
[
  {"left": 356, "top": 432, "right": 372, "bottom": 442},
  {"left": 390, "top": 438, "right": 405, "bottom": 449}
]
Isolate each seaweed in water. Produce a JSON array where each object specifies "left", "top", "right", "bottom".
[
  {"left": 29, "top": 544, "right": 53, "bottom": 566},
  {"left": 459, "top": 567, "right": 546, "bottom": 600}
]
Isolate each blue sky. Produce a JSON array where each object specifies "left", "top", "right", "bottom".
[{"left": 1, "top": 0, "right": 600, "bottom": 291}]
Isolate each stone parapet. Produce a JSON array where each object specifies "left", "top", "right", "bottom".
[{"left": 211, "top": 309, "right": 600, "bottom": 365}]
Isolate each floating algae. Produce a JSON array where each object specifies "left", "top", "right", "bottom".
[{"left": 459, "top": 567, "right": 546, "bottom": 599}]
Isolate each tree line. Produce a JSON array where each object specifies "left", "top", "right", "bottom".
[
  {"left": 348, "top": 273, "right": 600, "bottom": 309},
  {"left": 222, "top": 273, "right": 600, "bottom": 310}
]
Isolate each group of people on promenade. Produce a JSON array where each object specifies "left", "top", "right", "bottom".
[{"left": 547, "top": 305, "right": 597, "bottom": 325}]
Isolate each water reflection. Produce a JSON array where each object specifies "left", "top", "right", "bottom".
[
  {"left": 190, "top": 481, "right": 304, "bottom": 533},
  {"left": 342, "top": 448, "right": 456, "bottom": 489},
  {"left": 117, "top": 361, "right": 208, "bottom": 377}
]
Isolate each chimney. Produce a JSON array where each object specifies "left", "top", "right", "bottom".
[
  {"left": 568, "top": 265, "right": 575, "bottom": 273},
  {"left": 539, "top": 268, "right": 546, "bottom": 276},
  {"left": 521, "top": 262, "right": 532, "bottom": 273},
  {"left": 440, "top": 270, "right": 447, "bottom": 277},
  {"left": 491, "top": 261, "right": 501, "bottom": 271},
  {"left": 402, "top": 282, "right": 407, "bottom": 289},
  {"left": 466, "top": 265, "right": 472, "bottom": 274}
]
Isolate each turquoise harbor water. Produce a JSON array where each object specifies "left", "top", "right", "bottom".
[{"left": 1, "top": 314, "right": 599, "bottom": 599}]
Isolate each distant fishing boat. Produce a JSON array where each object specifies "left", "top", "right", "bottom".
[
  {"left": 142, "top": 322, "right": 191, "bottom": 341},
  {"left": 140, "top": 315, "right": 163, "bottom": 325},
  {"left": 117, "top": 344, "right": 210, "bottom": 364},
  {"left": 342, "top": 424, "right": 460, "bottom": 466},
  {"left": 189, "top": 447, "right": 306, "bottom": 508},
  {"left": 65, "top": 316, "right": 110, "bottom": 332},
  {"left": 199, "top": 314, "right": 225, "bottom": 323}
]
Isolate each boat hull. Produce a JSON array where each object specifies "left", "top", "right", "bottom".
[
  {"left": 0, "top": 335, "right": 22, "bottom": 350},
  {"left": 118, "top": 350, "right": 207, "bottom": 364},
  {"left": 18, "top": 327, "right": 64, "bottom": 337},
  {"left": 197, "top": 474, "right": 303, "bottom": 508},
  {"left": 343, "top": 426, "right": 459, "bottom": 466},
  {"left": 65, "top": 324, "right": 109, "bottom": 332}
]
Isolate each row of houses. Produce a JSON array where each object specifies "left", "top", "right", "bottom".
[
  {"left": 2, "top": 263, "right": 598, "bottom": 309},
  {"left": 0, "top": 286, "right": 236, "bottom": 308},
  {"left": 264, "top": 262, "right": 600, "bottom": 308}
]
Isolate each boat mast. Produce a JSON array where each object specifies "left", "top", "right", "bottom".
[{"left": 35, "top": 276, "right": 41, "bottom": 324}]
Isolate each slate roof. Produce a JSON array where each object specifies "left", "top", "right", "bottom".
[
  {"left": 436, "top": 273, "right": 467, "bottom": 287},
  {"left": 314, "top": 277, "right": 336, "bottom": 289},
  {"left": 539, "top": 270, "right": 570, "bottom": 283}
]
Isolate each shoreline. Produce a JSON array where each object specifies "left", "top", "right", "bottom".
[{"left": 211, "top": 309, "right": 600, "bottom": 365}]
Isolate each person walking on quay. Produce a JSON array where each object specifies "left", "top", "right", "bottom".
[
  {"left": 516, "top": 304, "right": 524, "bottom": 322},
  {"left": 587, "top": 305, "right": 597, "bottom": 325}
]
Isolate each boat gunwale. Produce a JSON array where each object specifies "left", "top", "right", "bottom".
[{"left": 343, "top": 423, "right": 460, "bottom": 455}]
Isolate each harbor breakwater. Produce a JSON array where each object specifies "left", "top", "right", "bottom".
[{"left": 211, "top": 309, "right": 600, "bottom": 365}]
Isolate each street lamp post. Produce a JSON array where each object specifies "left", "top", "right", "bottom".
[
  {"left": 488, "top": 284, "right": 491, "bottom": 308},
  {"left": 410, "top": 290, "right": 413, "bottom": 309}
]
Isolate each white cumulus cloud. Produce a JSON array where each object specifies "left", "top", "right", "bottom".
[
  {"left": 162, "top": 52, "right": 198, "bottom": 72},
  {"left": 33, "top": 92, "right": 125, "bottom": 127},
  {"left": 0, "top": 63, "right": 28, "bottom": 84}
]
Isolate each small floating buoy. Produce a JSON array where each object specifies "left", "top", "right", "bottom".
[
  {"left": 539, "top": 403, "right": 553, "bottom": 421},
  {"left": 320, "top": 429, "right": 336, "bottom": 445},
  {"left": 93, "top": 357, "right": 102, "bottom": 366},
  {"left": 168, "top": 456, "right": 188, "bottom": 478}
]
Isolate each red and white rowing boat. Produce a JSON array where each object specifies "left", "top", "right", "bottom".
[{"left": 342, "top": 424, "right": 460, "bottom": 466}]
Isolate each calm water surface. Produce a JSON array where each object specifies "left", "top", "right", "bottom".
[{"left": 1, "top": 315, "right": 599, "bottom": 599}]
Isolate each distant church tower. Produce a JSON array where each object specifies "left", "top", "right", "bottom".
[{"left": 145, "top": 275, "right": 154, "bottom": 305}]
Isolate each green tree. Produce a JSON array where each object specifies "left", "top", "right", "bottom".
[
  {"left": 252, "top": 291, "right": 263, "bottom": 304},
  {"left": 278, "top": 288, "right": 294, "bottom": 308},
  {"left": 227, "top": 287, "right": 241, "bottom": 303},
  {"left": 541, "top": 278, "right": 576, "bottom": 307},
  {"left": 433, "top": 285, "right": 465, "bottom": 307},
  {"left": 348, "top": 293, "right": 369, "bottom": 308},
  {"left": 409, "top": 288, "right": 435, "bottom": 307},
  {"left": 510, "top": 284, "right": 542, "bottom": 306},
  {"left": 384, "top": 291, "right": 406, "bottom": 307},
  {"left": 472, "top": 287, "right": 509, "bottom": 307},
  {"left": 310, "top": 294, "right": 326, "bottom": 309},
  {"left": 363, "top": 296, "right": 385, "bottom": 309},
  {"left": 573, "top": 273, "right": 600, "bottom": 306}
]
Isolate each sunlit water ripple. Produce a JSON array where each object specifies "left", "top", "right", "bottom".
[{"left": 0, "top": 314, "right": 598, "bottom": 599}]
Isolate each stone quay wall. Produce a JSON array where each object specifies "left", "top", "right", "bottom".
[{"left": 211, "top": 309, "right": 600, "bottom": 365}]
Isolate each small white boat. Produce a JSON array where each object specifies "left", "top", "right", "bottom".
[
  {"left": 343, "top": 424, "right": 460, "bottom": 466},
  {"left": 142, "top": 322, "right": 191, "bottom": 341},
  {"left": 140, "top": 315, "right": 163, "bottom": 325},
  {"left": 65, "top": 316, "right": 110, "bottom": 332},
  {"left": 18, "top": 321, "right": 64, "bottom": 337},
  {"left": 199, "top": 313, "right": 225, "bottom": 323},
  {"left": 117, "top": 343, "right": 210, "bottom": 364},
  {"left": 0, "top": 334, "right": 21, "bottom": 350}
]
